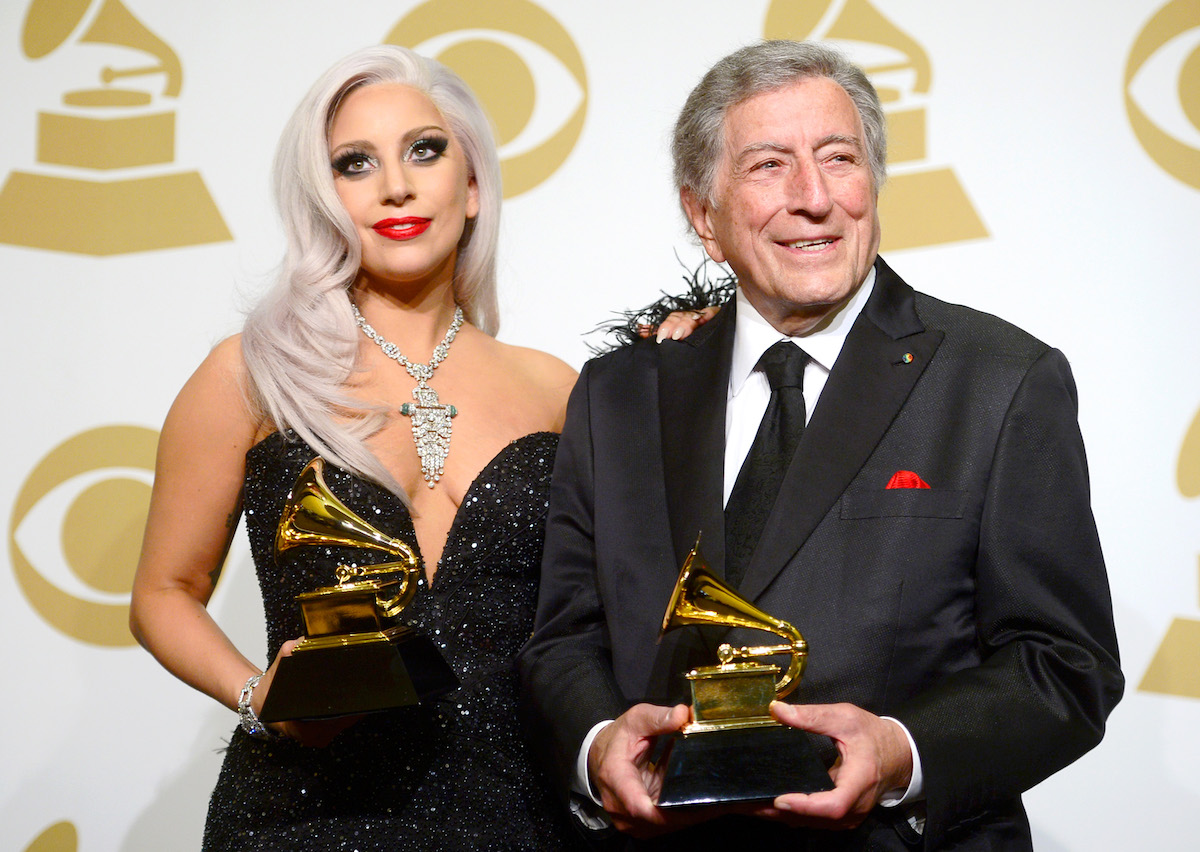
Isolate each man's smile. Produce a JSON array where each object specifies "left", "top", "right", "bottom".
[{"left": 779, "top": 238, "right": 838, "bottom": 251}]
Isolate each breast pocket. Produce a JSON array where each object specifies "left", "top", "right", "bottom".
[{"left": 840, "top": 488, "right": 968, "bottom": 520}]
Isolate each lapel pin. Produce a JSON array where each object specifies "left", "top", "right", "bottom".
[{"left": 892, "top": 353, "right": 915, "bottom": 366}]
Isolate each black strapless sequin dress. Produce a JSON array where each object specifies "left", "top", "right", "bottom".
[{"left": 202, "top": 431, "right": 578, "bottom": 851}]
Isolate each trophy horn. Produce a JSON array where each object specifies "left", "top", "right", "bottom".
[
  {"left": 275, "top": 458, "right": 420, "bottom": 611},
  {"left": 660, "top": 543, "right": 808, "bottom": 699}
]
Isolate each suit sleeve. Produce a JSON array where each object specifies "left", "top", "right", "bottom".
[
  {"left": 897, "top": 348, "right": 1124, "bottom": 843},
  {"left": 519, "top": 362, "right": 629, "bottom": 790}
]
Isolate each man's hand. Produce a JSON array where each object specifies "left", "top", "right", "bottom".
[
  {"left": 755, "top": 701, "right": 913, "bottom": 830},
  {"left": 587, "top": 703, "right": 690, "bottom": 836}
]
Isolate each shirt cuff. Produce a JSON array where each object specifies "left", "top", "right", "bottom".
[
  {"left": 877, "top": 716, "right": 923, "bottom": 806},
  {"left": 573, "top": 719, "right": 613, "bottom": 806},
  {"left": 568, "top": 720, "right": 614, "bottom": 830}
]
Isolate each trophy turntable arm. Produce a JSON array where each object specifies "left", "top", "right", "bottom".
[
  {"left": 717, "top": 638, "right": 809, "bottom": 699},
  {"left": 334, "top": 561, "right": 415, "bottom": 584}
]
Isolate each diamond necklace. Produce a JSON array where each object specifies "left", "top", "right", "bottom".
[{"left": 352, "top": 302, "right": 465, "bottom": 487}]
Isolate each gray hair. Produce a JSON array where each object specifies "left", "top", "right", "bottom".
[
  {"left": 672, "top": 40, "right": 887, "bottom": 207},
  {"left": 241, "top": 45, "right": 501, "bottom": 498}
]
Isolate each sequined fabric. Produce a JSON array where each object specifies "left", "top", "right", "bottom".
[{"left": 202, "top": 431, "right": 580, "bottom": 851}]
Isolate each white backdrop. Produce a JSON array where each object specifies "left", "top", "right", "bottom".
[{"left": 2, "top": 1, "right": 1198, "bottom": 849}]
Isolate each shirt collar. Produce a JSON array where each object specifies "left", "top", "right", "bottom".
[{"left": 730, "top": 265, "right": 876, "bottom": 396}]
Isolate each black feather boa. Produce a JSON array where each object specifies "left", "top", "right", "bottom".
[{"left": 587, "top": 260, "right": 736, "bottom": 354}]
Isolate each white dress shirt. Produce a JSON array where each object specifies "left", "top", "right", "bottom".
[{"left": 724, "top": 267, "right": 876, "bottom": 504}]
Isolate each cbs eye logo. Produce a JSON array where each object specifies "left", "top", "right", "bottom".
[
  {"left": 1126, "top": 0, "right": 1200, "bottom": 189},
  {"left": 9, "top": 426, "right": 157, "bottom": 647},
  {"left": 384, "top": 0, "right": 587, "bottom": 198}
]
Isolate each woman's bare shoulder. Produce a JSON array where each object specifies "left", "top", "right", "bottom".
[
  {"left": 468, "top": 337, "right": 576, "bottom": 431},
  {"left": 198, "top": 333, "right": 247, "bottom": 383},
  {"left": 168, "top": 334, "right": 267, "bottom": 442},
  {"left": 492, "top": 339, "right": 577, "bottom": 391}
]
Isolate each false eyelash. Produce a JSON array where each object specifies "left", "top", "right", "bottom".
[
  {"left": 331, "top": 149, "right": 373, "bottom": 175},
  {"left": 409, "top": 136, "right": 450, "bottom": 160}
]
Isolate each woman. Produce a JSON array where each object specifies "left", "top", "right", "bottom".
[
  {"left": 129, "top": 45, "right": 595, "bottom": 850},
  {"left": 130, "top": 43, "right": 710, "bottom": 849}
]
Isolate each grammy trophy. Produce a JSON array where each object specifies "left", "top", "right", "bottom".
[
  {"left": 655, "top": 541, "right": 833, "bottom": 807},
  {"left": 257, "top": 458, "right": 457, "bottom": 722}
]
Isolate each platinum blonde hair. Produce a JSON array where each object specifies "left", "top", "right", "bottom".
[
  {"left": 241, "top": 45, "right": 501, "bottom": 497},
  {"left": 673, "top": 40, "right": 887, "bottom": 208}
]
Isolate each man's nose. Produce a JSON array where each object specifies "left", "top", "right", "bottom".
[{"left": 787, "top": 159, "right": 833, "bottom": 217}]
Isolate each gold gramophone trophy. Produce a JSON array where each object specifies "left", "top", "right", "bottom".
[
  {"left": 257, "top": 458, "right": 458, "bottom": 723},
  {"left": 655, "top": 543, "right": 832, "bottom": 807}
]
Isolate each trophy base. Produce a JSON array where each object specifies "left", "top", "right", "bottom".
[
  {"left": 258, "top": 627, "right": 458, "bottom": 722},
  {"left": 657, "top": 722, "right": 833, "bottom": 808}
]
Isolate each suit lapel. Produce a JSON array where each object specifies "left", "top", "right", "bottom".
[
  {"left": 739, "top": 258, "right": 945, "bottom": 601},
  {"left": 659, "top": 300, "right": 736, "bottom": 573}
]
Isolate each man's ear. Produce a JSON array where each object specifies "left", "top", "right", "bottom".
[{"left": 680, "top": 186, "right": 726, "bottom": 264}]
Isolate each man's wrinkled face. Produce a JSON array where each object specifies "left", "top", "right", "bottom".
[{"left": 683, "top": 77, "right": 881, "bottom": 335}]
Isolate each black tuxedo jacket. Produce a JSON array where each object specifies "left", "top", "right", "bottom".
[{"left": 520, "top": 258, "right": 1123, "bottom": 850}]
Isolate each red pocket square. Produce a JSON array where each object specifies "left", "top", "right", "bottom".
[{"left": 886, "top": 470, "right": 930, "bottom": 489}]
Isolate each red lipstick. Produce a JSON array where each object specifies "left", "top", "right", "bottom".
[{"left": 372, "top": 217, "right": 431, "bottom": 240}]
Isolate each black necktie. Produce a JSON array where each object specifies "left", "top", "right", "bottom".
[{"left": 724, "top": 340, "right": 810, "bottom": 589}]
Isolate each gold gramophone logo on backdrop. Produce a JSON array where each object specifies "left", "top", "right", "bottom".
[
  {"left": 1140, "top": 405, "right": 1200, "bottom": 700},
  {"left": 0, "top": 0, "right": 231, "bottom": 255},
  {"left": 1126, "top": 0, "right": 1200, "bottom": 190},
  {"left": 764, "top": 0, "right": 988, "bottom": 252},
  {"left": 9, "top": 426, "right": 158, "bottom": 647},
  {"left": 384, "top": 0, "right": 587, "bottom": 198},
  {"left": 21, "top": 821, "right": 77, "bottom": 852}
]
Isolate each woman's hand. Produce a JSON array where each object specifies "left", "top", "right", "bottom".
[
  {"left": 637, "top": 306, "right": 720, "bottom": 342},
  {"left": 252, "top": 638, "right": 364, "bottom": 747}
]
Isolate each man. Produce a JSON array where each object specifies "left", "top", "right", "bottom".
[{"left": 520, "top": 41, "right": 1122, "bottom": 850}]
